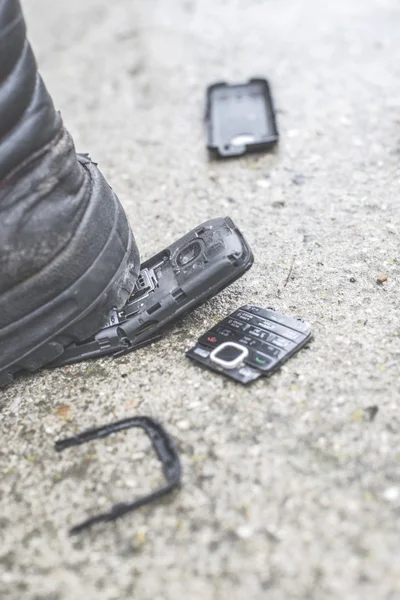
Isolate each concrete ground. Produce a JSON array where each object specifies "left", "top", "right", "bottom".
[{"left": 1, "top": 0, "right": 400, "bottom": 598}]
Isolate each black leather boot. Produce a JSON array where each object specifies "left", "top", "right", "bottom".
[{"left": 0, "top": 0, "right": 140, "bottom": 386}]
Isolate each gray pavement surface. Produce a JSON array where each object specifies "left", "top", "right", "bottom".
[{"left": 1, "top": 0, "right": 400, "bottom": 598}]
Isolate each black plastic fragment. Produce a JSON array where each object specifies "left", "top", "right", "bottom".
[{"left": 55, "top": 416, "right": 182, "bottom": 535}]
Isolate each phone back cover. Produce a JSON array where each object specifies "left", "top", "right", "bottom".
[{"left": 206, "top": 78, "right": 279, "bottom": 158}]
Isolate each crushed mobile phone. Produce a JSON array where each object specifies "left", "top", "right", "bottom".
[
  {"left": 186, "top": 305, "right": 312, "bottom": 384},
  {"left": 51, "top": 217, "right": 253, "bottom": 367},
  {"left": 206, "top": 78, "right": 279, "bottom": 158}
]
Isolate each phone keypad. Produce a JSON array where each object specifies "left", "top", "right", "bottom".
[{"left": 187, "top": 305, "right": 312, "bottom": 385}]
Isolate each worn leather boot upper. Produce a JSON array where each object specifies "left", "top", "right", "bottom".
[
  {"left": 0, "top": 0, "right": 139, "bottom": 384},
  {"left": 0, "top": 0, "right": 96, "bottom": 294}
]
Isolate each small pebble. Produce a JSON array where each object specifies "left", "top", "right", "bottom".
[
  {"left": 272, "top": 200, "right": 285, "bottom": 208},
  {"left": 386, "top": 223, "right": 397, "bottom": 234},
  {"left": 236, "top": 525, "right": 253, "bottom": 539},
  {"left": 248, "top": 445, "right": 261, "bottom": 457},
  {"left": 364, "top": 405, "right": 379, "bottom": 421},
  {"left": 256, "top": 179, "right": 271, "bottom": 189},
  {"left": 383, "top": 487, "right": 399, "bottom": 502},
  {"left": 292, "top": 174, "right": 306, "bottom": 185},
  {"left": 376, "top": 275, "right": 388, "bottom": 284}
]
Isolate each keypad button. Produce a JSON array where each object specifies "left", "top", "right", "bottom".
[
  {"left": 235, "top": 310, "right": 253, "bottom": 322},
  {"left": 237, "top": 335, "right": 259, "bottom": 348},
  {"left": 193, "top": 346, "right": 210, "bottom": 358},
  {"left": 245, "top": 350, "right": 274, "bottom": 372},
  {"left": 198, "top": 331, "right": 226, "bottom": 348},
  {"left": 234, "top": 308, "right": 307, "bottom": 342},
  {"left": 213, "top": 344, "right": 243, "bottom": 362},
  {"left": 254, "top": 317, "right": 304, "bottom": 341},
  {"left": 227, "top": 318, "right": 249, "bottom": 332},
  {"left": 260, "top": 309, "right": 310, "bottom": 334},
  {"left": 215, "top": 326, "right": 236, "bottom": 338},
  {"left": 267, "top": 335, "right": 295, "bottom": 350},
  {"left": 242, "top": 305, "right": 260, "bottom": 313},
  {"left": 257, "top": 342, "right": 282, "bottom": 359},
  {"left": 210, "top": 342, "right": 249, "bottom": 369},
  {"left": 236, "top": 366, "right": 261, "bottom": 383},
  {"left": 247, "top": 327, "right": 269, "bottom": 341}
]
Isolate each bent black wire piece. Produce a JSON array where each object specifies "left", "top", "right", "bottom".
[{"left": 55, "top": 416, "right": 182, "bottom": 535}]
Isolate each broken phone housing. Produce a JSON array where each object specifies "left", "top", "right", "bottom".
[
  {"left": 206, "top": 78, "right": 279, "bottom": 158},
  {"left": 186, "top": 305, "right": 312, "bottom": 384},
  {"left": 52, "top": 217, "right": 254, "bottom": 366}
]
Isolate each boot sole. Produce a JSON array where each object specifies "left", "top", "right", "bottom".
[{"left": 0, "top": 230, "right": 138, "bottom": 388}]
